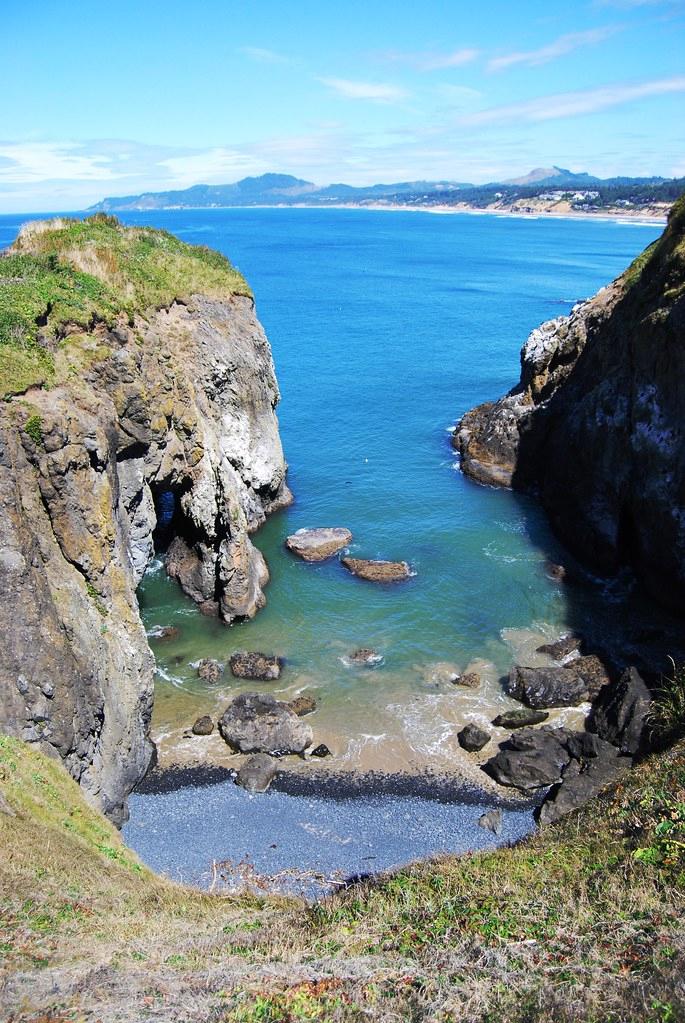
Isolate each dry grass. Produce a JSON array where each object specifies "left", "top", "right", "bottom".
[{"left": 1, "top": 735, "right": 683, "bottom": 1022}]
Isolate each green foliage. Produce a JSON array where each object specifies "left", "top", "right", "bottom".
[
  {"left": 0, "top": 214, "right": 251, "bottom": 398},
  {"left": 649, "top": 658, "right": 685, "bottom": 743},
  {"left": 23, "top": 413, "right": 43, "bottom": 445},
  {"left": 85, "top": 580, "right": 108, "bottom": 617}
]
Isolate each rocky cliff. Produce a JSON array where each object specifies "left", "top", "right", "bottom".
[
  {"left": 0, "top": 216, "right": 290, "bottom": 822},
  {"left": 456, "top": 194, "right": 685, "bottom": 613}
]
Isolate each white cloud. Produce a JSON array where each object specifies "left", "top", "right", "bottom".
[
  {"left": 460, "top": 76, "right": 685, "bottom": 124},
  {"left": 488, "top": 27, "right": 620, "bottom": 72},
  {"left": 317, "top": 77, "right": 409, "bottom": 102},
  {"left": 240, "top": 46, "right": 292, "bottom": 65},
  {"left": 159, "top": 147, "right": 266, "bottom": 186},
  {"left": 380, "top": 47, "right": 479, "bottom": 71},
  {"left": 0, "top": 142, "right": 118, "bottom": 182}
]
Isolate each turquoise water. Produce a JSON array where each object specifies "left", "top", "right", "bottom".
[{"left": 0, "top": 209, "right": 664, "bottom": 773}]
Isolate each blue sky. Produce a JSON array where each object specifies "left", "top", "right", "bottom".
[{"left": 1, "top": 0, "right": 684, "bottom": 211}]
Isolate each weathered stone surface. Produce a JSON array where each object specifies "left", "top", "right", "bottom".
[
  {"left": 483, "top": 726, "right": 572, "bottom": 789},
  {"left": 455, "top": 672, "right": 481, "bottom": 689},
  {"left": 455, "top": 200, "right": 685, "bottom": 614},
  {"left": 588, "top": 667, "right": 652, "bottom": 754},
  {"left": 507, "top": 666, "right": 591, "bottom": 709},
  {"left": 536, "top": 745, "right": 631, "bottom": 826},
  {"left": 197, "top": 659, "right": 224, "bottom": 683},
  {"left": 218, "top": 693, "right": 312, "bottom": 754},
  {"left": 288, "top": 696, "right": 317, "bottom": 716},
  {"left": 0, "top": 220, "right": 290, "bottom": 823},
  {"left": 348, "top": 648, "right": 384, "bottom": 667},
  {"left": 341, "top": 557, "right": 412, "bottom": 583},
  {"left": 191, "top": 715, "right": 214, "bottom": 736},
  {"left": 478, "top": 809, "right": 503, "bottom": 835},
  {"left": 458, "top": 723, "right": 491, "bottom": 752},
  {"left": 235, "top": 753, "right": 278, "bottom": 793},
  {"left": 229, "top": 651, "right": 283, "bottom": 681},
  {"left": 310, "top": 743, "right": 332, "bottom": 758},
  {"left": 536, "top": 635, "right": 581, "bottom": 662},
  {"left": 492, "top": 709, "right": 550, "bottom": 729},
  {"left": 285, "top": 527, "right": 352, "bottom": 561}
]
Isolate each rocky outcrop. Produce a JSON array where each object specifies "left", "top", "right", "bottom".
[
  {"left": 0, "top": 217, "right": 290, "bottom": 822},
  {"left": 341, "top": 557, "right": 412, "bottom": 582},
  {"left": 588, "top": 667, "right": 652, "bottom": 754},
  {"left": 229, "top": 651, "right": 283, "bottom": 681},
  {"left": 218, "top": 693, "right": 313, "bottom": 755},
  {"left": 506, "top": 657, "right": 609, "bottom": 710},
  {"left": 285, "top": 527, "right": 352, "bottom": 561},
  {"left": 455, "top": 196, "right": 685, "bottom": 613}
]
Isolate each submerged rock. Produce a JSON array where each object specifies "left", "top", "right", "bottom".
[
  {"left": 218, "top": 693, "right": 312, "bottom": 755},
  {"left": 458, "top": 723, "right": 491, "bottom": 752},
  {"left": 288, "top": 696, "right": 317, "bottom": 717},
  {"left": 191, "top": 715, "right": 214, "bottom": 736},
  {"left": 348, "top": 648, "right": 384, "bottom": 667},
  {"left": 229, "top": 651, "right": 283, "bottom": 681},
  {"left": 154, "top": 626, "right": 180, "bottom": 641},
  {"left": 455, "top": 672, "right": 481, "bottom": 689},
  {"left": 492, "top": 709, "right": 549, "bottom": 729},
  {"left": 422, "top": 662, "right": 460, "bottom": 685},
  {"left": 285, "top": 527, "right": 352, "bottom": 561},
  {"left": 235, "top": 754, "right": 279, "bottom": 793},
  {"left": 478, "top": 808, "right": 503, "bottom": 835},
  {"left": 197, "top": 659, "right": 224, "bottom": 683},
  {"left": 588, "top": 666, "right": 652, "bottom": 755},
  {"left": 341, "top": 557, "right": 412, "bottom": 583}
]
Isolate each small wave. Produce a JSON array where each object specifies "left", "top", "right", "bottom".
[
  {"left": 154, "top": 665, "right": 187, "bottom": 689},
  {"left": 445, "top": 425, "right": 457, "bottom": 434},
  {"left": 144, "top": 557, "right": 165, "bottom": 577},
  {"left": 340, "top": 653, "right": 385, "bottom": 669},
  {"left": 146, "top": 624, "right": 174, "bottom": 639}
]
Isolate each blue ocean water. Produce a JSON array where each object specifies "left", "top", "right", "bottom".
[{"left": 0, "top": 209, "right": 664, "bottom": 772}]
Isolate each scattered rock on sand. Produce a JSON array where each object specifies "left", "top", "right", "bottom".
[
  {"left": 288, "top": 696, "right": 317, "bottom": 716},
  {"left": 478, "top": 808, "right": 503, "bottom": 835},
  {"left": 454, "top": 672, "right": 481, "bottom": 689},
  {"left": 492, "top": 708, "right": 549, "bottom": 729},
  {"left": 458, "top": 723, "right": 491, "bottom": 752},
  {"left": 191, "top": 715, "right": 214, "bottom": 735},
  {"left": 341, "top": 557, "right": 412, "bottom": 583},
  {"left": 229, "top": 651, "right": 283, "bottom": 681},
  {"left": 197, "top": 659, "right": 224, "bottom": 683},
  {"left": 310, "top": 743, "right": 332, "bottom": 758},
  {"left": 348, "top": 648, "right": 384, "bottom": 667},
  {"left": 218, "top": 692, "right": 312, "bottom": 755},
  {"left": 235, "top": 754, "right": 279, "bottom": 793},
  {"left": 285, "top": 527, "right": 352, "bottom": 561}
]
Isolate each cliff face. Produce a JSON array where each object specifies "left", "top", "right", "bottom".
[
  {"left": 0, "top": 217, "right": 290, "bottom": 822},
  {"left": 457, "top": 195, "right": 685, "bottom": 613}
]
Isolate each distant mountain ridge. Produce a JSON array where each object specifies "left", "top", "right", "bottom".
[{"left": 89, "top": 169, "right": 673, "bottom": 212}]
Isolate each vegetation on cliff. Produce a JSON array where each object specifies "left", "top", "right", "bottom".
[
  {"left": 0, "top": 214, "right": 251, "bottom": 398},
  {"left": 1, "top": 734, "right": 682, "bottom": 1021}
]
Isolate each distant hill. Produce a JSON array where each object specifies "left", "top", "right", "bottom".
[{"left": 89, "top": 169, "right": 675, "bottom": 212}]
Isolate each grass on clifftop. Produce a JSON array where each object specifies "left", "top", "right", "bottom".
[
  {"left": 0, "top": 213, "right": 251, "bottom": 398},
  {"left": 1, "top": 734, "right": 683, "bottom": 1023}
]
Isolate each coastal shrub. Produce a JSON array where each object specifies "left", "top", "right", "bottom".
[
  {"left": 23, "top": 413, "right": 43, "bottom": 445},
  {"left": 649, "top": 658, "right": 685, "bottom": 743}
]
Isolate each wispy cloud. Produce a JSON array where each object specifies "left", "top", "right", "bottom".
[
  {"left": 317, "top": 77, "right": 409, "bottom": 102},
  {"left": 379, "top": 47, "right": 479, "bottom": 71},
  {"left": 0, "top": 142, "right": 119, "bottom": 182},
  {"left": 460, "top": 75, "right": 685, "bottom": 124},
  {"left": 240, "top": 46, "right": 292, "bottom": 65},
  {"left": 159, "top": 147, "right": 266, "bottom": 186},
  {"left": 488, "top": 27, "right": 620, "bottom": 72}
]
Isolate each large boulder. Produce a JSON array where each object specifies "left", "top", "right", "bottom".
[
  {"left": 285, "top": 527, "right": 352, "bottom": 561},
  {"left": 191, "top": 715, "right": 214, "bottom": 735},
  {"left": 341, "top": 557, "right": 412, "bottom": 583},
  {"left": 536, "top": 743, "right": 631, "bottom": 826},
  {"left": 506, "top": 656, "right": 610, "bottom": 709},
  {"left": 458, "top": 723, "right": 491, "bottom": 752},
  {"left": 218, "top": 693, "right": 312, "bottom": 755},
  {"left": 587, "top": 666, "right": 652, "bottom": 754},
  {"left": 483, "top": 727, "right": 573, "bottom": 790},
  {"left": 229, "top": 651, "right": 283, "bottom": 681},
  {"left": 235, "top": 753, "right": 279, "bottom": 793}
]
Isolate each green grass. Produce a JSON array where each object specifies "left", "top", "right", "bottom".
[{"left": 0, "top": 213, "right": 251, "bottom": 398}]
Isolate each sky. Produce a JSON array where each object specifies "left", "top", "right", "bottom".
[{"left": 1, "top": 0, "right": 684, "bottom": 211}]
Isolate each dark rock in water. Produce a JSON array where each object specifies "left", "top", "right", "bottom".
[
  {"left": 547, "top": 562, "right": 567, "bottom": 582},
  {"left": 478, "top": 808, "right": 503, "bottom": 835},
  {"left": 506, "top": 666, "right": 590, "bottom": 709},
  {"left": 197, "top": 658, "right": 224, "bottom": 683},
  {"left": 310, "top": 743, "right": 332, "bottom": 758},
  {"left": 235, "top": 753, "right": 278, "bottom": 793},
  {"left": 218, "top": 692, "right": 312, "bottom": 755},
  {"left": 229, "top": 651, "right": 283, "bottom": 681},
  {"left": 492, "top": 708, "right": 549, "bottom": 729},
  {"left": 455, "top": 672, "right": 481, "bottom": 689},
  {"left": 285, "top": 527, "right": 352, "bottom": 561},
  {"left": 458, "top": 723, "right": 491, "bottom": 752},
  {"left": 536, "top": 742, "right": 631, "bottom": 826},
  {"left": 288, "top": 696, "right": 317, "bottom": 716},
  {"left": 483, "top": 726, "right": 572, "bottom": 789},
  {"left": 155, "top": 626, "right": 180, "bottom": 641},
  {"left": 348, "top": 648, "right": 384, "bottom": 667},
  {"left": 191, "top": 715, "right": 214, "bottom": 736},
  {"left": 536, "top": 634, "right": 581, "bottom": 662},
  {"left": 341, "top": 557, "right": 412, "bottom": 583},
  {"left": 588, "top": 666, "right": 652, "bottom": 754}
]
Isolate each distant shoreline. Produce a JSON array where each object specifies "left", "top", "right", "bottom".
[{"left": 94, "top": 202, "right": 669, "bottom": 226}]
